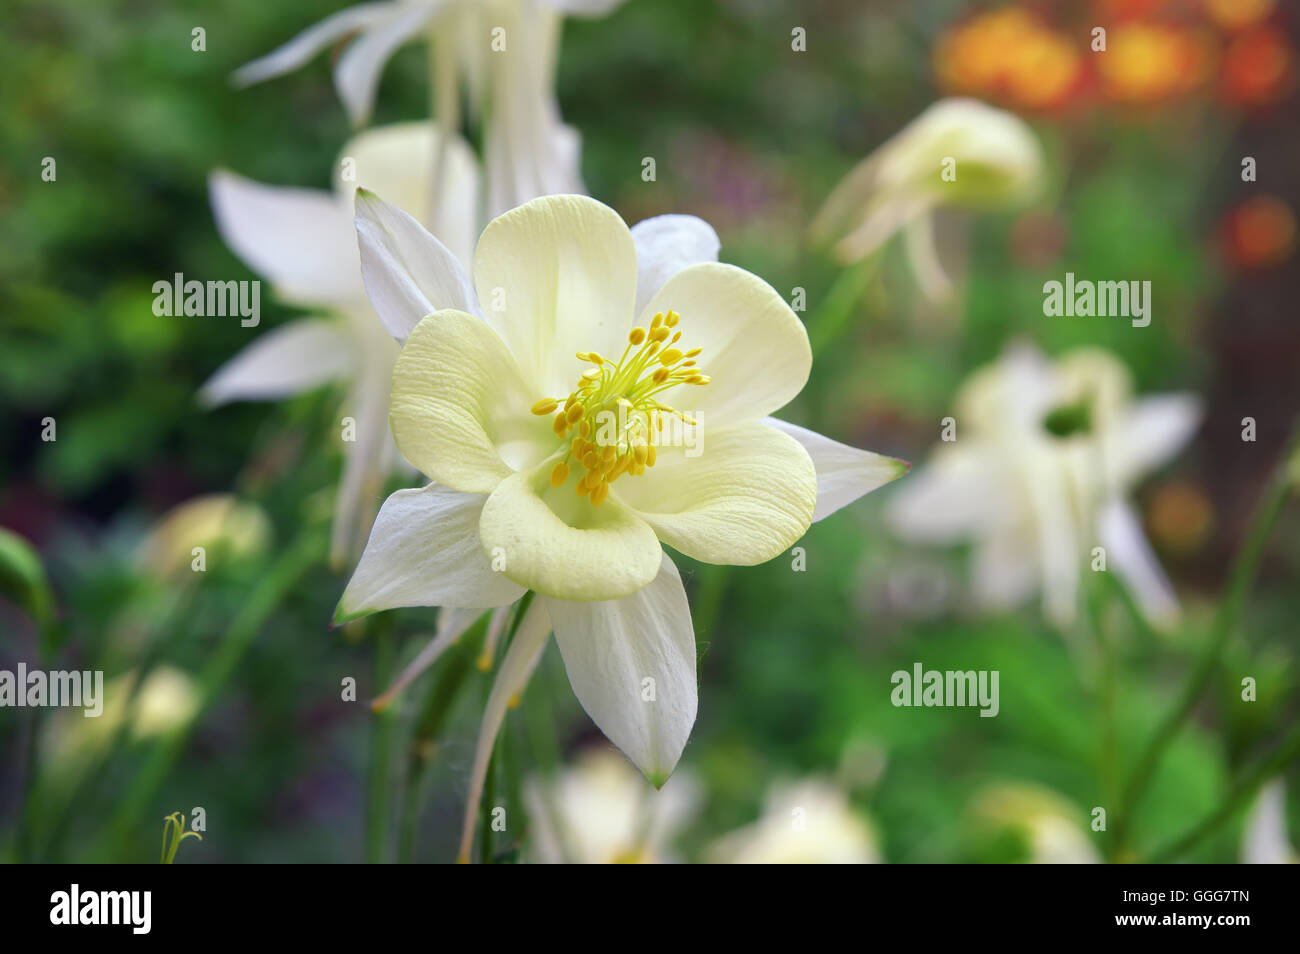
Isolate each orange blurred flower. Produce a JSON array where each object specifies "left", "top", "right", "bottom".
[
  {"left": 1097, "top": 23, "right": 1216, "bottom": 104},
  {"left": 1220, "top": 27, "right": 1295, "bottom": 106},
  {"left": 1220, "top": 195, "right": 1296, "bottom": 268},
  {"left": 1146, "top": 480, "right": 1213, "bottom": 558},
  {"left": 934, "top": 9, "right": 1084, "bottom": 112},
  {"left": 1203, "top": 0, "right": 1275, "bottom": 32}
]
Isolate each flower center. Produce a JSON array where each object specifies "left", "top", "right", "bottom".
[{"left": 530, "top": 309, "right": 709, "bottom": 506}]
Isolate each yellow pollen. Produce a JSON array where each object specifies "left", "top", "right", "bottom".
[{"left": 540, "top": 306, "right": 706, "bottom": 506}]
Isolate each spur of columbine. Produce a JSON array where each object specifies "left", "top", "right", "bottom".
[{"left": 335, "top": 192, "right": 907, "bottom": 859}]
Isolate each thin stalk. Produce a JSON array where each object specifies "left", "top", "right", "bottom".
[
  {"left": 365, "top": 616, "right": 396, "bottom": 863},
  {"left": 1114, "top": 420, "right": 1299, "bottom": 852}
]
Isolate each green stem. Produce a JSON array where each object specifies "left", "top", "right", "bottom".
[
  {"left": 1146, "top": 726, "right": 1300, "bottom": 863},
  {"left": 1083, "top": 574, "right": 1119, "bottom": 860},
  {"left": 365, "top": 617, "right": 396, "bottom": 863},
  {"left": 396, "top": 617, "right": 486, "bottom": 863},
  {"left": 99, "top": 527, "right": 324, "bottom": 860},
  {"left": 808, "top": 256, "right": 879, "bottom": 359},
  {"left": 1114, "top": 420, "right": 1299, "bottom": 852}
]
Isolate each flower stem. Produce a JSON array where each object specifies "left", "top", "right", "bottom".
[
  {"left": 365, "top": 615, "right": 397, "bottom": 863},
  {"left": 1114, "top": 418, "right": 1299, "bottom": 853},
  {"left": 808, "top": 256, "right": 879, "bottom": 359}
]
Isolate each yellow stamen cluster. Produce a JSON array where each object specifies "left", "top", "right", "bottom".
[{"left": 530, "top": 309, "right": 708, "bottom": 506}]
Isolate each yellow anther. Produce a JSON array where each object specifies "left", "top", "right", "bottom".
[
  {"left": 531, "top": 397, "right": 558, "bottom": 415},
  {"left": 552, "top": 412, "right": 567, "bottom": 435},
  {"left": 579, "top": 419, "right": 590, "bottom": 438},
  {"left": 651, "top": 312, "right": 663, "bottom": 329},
  {"left": 633, "top": 444, "right": 648, "bottom": 466},
  {"left": 684, "top": 347, "right": 701, "bottom": 358},
  {"left": 658, "top": 347, "right": 683, "bottom": 365},
  {"left": 550, "top": 461, "right": 570, "bottom": 487},
  {"left": 590, "top": 481, "right": 610, "bottom": 506},
  {"left": 665, "top": 310, "right": 680, "bottom": 327},
  {"left": 650, "top": 326, "right": 670, "bottom": 342},
  {"left": 582, "top": 451, "right": 599, "bottom": 471},
  {"left": 602, "top": 444, "right": 616, "bottom": 461},
  {"left": 566, "top": 403, "right": 585, "bottom": 424},
  {"left": 647, "top": 445, "right": 657, "bottom": 467},
  {"left": 507, "top": 692, "right": 522, "bottom": 709},
  {"left": 629, "top": 327, "right": 647, "bottom": 345},
  {"left": 582, "top": 367, "right": 601, "bottom": 380},
  {"left": 476, "top": 653, "right": 493, "bottom": 672},
  {"left": 576, "top": 478, "right": 591, "bottom": 497},
  {"left": 652, "top": 367, "right": 670, "bottom": 384}
]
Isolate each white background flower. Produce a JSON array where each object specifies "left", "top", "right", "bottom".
[
  {"left": 887, "top": 342, "right": 1201, "bottom": 629},
  {"left": 706, "top": 778, "right": 880, "bottom": 864},
  {"left": 201, "top": 122, "right": 478, "bottom": 564}
]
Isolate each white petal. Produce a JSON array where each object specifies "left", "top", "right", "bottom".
[
  {"left": 631, "top": 214, "right": 721, "bottom": 317},
  {"left": 231, "top": 3, "right": 393, "bottom": 87},
  {"left": 1026, "top": 456, "right": 1082, "bottom": 627},
  {"left": 334, "top": 484, "right": 525, "bottom": 624},
  {"left": 1097, "top": 499, "right": 1180, "bottom": 630},
  {"left": 970, "top": 531, "right": 1039, "bottom": 611},
  {"left": 764, "top": 418, "right": 909, "bottom": 522},
  {"left": 543, "top": 0, "right": 628, "bottom": 14},
  {"left": 458, "top": 597, "right": 552, "bottom": 862},
  {"left": 335, "top": 121, "right": 480, "bottom": 272},
  {"left": 355, "top": 189, "right": 480, "bottom": 339},
  {"left": 886, "top": 446, "right": 1015, "bottom": 543},
  {"left": 330, "top": 350, "right": 396, "bottom": 567},
  {"left": 199, "top": 318, "right": 354, "bottom": 406},
  {"left": 209, "top": 171, "right": 359, "bottom": 307},
  {"left": 546, "top": 553, "right": 697, "bottom": 786},
  {"left": 333, "top": 2, "right": 442, "bottom": 127},
  {"left": 1107, "top": 394, "right": 1202, "bottom": 490}
]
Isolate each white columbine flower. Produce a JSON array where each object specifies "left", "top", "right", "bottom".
[
  {"left": 201, "top": 121, "right": 478, "bottom": 565},
  {"left": 969, "top": 783, "right": 1100, "bottom": 864},
  {"left": 524, "top": 747, "right": 699, "bottom": 863},
  {"left": 233, "top": 0, "right": 623, "bottom": 217},
  {"left": 810, "top": 97, "right": 1045, "bottom": 300},
  {"left": 706, "top": 778, "right": 880, "bottom": 864},
  {"left": 335, "top": 191, "right": 908, "bottom": 860},
  {"left": 888, "top": 342, "right": 1201, "bottom": 629}
]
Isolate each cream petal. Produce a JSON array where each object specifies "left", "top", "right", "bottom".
[
  {"left": 231, "top": 3, "right": 394, "bottom": 87},
  {"left": 615, "top": 422, "right": 816, "bottom": 566},
  {"left": 209, "top": 171, "right": 359, "bottom": 308},
  {"left": 330, "top": 351, "right": 396, "bottom": 568},
  {"left": 478, "top": 463, "right": 663, "bottom": 602},
  {"left": 638, "top": 262, "right": 810, "bottom": 425},
  {"left": 1097, "top": 499, "right": 1180, "bottom": 630},
  {"left": 354, "top": 189, "right": 480, "bottom": 340},
  {"left": 389, "top": 309, "right": 551, "bottom": 490},
  {"left": 546, "top": 553, "right": 696, "bottom": 786},
  {"left": 472, "top": 194, "right": 639, "bottom": 399},
  {"left": 333, "top": 2, "right": 443, "bottom": 127},
  {"left": 199, "top": 318, "right": 354, "bottom": 407},
  {"left": 631, "top": 214, "right": 720, "bottom": 317},
  {"left": 763, "top": 418, "right": 909, "bottom": 522},
  {"left": 457, "top": 597, "right": 552, "bottom": 862},
  {"left": 333, "top": 484, "right": 525, "bottom": 625},
  {"left": 1242, "top": 781, "right": 1292, "bottom": 864},
  {"left": 336, "top": 121, "right": 481, "bottom": 272}
]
